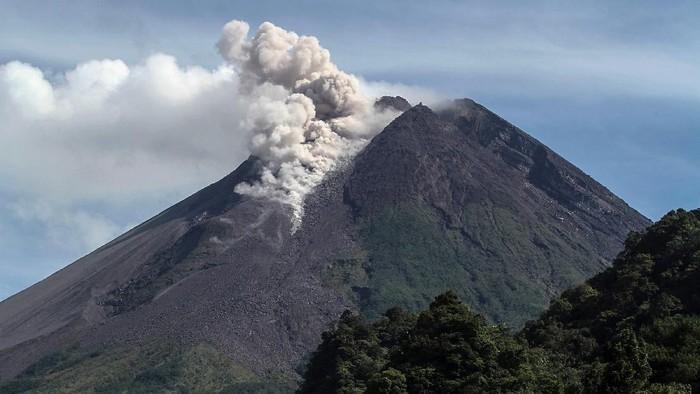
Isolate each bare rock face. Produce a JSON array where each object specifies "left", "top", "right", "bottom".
[
  {"left": 0, "top": 99, "right": 649, "bottom": 389},
  {"left": 374, "top": 95, "right": 412, "bottom": 112}
]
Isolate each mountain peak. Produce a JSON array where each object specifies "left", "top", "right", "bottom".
[
  {"left": 374, "top": 95, "right": 411, "bottom": 112},
  {"left": 344, "top": 98, "right": 648, "bottom": 323},
  {"left": 452, "top": 97, "right": 480, "bottom": 109}
]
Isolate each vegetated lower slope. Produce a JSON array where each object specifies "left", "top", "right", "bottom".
[
  {"left": 523, "top": 208, "right": 700, "bottom": 392},
  {"left": 298, "top": 209, "right": 699, "bottom": 393},
  {"left": 0, "top": 342, "right": 295, "bottom": 394},
  {"left": 0, "top": 98, "right": 648, "bottom": 391},
  {"left": 298, "top": 291, "right": 562, "bottom": 394}
]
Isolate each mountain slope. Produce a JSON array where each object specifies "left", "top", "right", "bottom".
[
  {"left": 0, "top": 98, "right": 649, "bottom": 389},
  {"left": 297, "top": 210, "right": 699, "bottom": 394},
  {"left": 340, "top": 100, "right": 648, "bottom": 324},
  {"left": 523, "top": 208, "right": 700, "bottom": 391}
]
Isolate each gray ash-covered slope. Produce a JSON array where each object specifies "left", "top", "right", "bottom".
[
  {"left": 0, "top": 98, "right": 649, "bottom": 389},
  {"left": 342, "top": 99, "right": 649, "bottom": 323}
]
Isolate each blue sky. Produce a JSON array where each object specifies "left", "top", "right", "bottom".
[{"left": 0, "top": 0, "right": 698, "bottom": 300}]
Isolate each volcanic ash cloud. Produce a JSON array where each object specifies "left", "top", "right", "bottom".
[{"left": 218, "top": 20, "right": 400, "bottom": 229}]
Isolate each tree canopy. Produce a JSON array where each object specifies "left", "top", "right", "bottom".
[{"left": 300, "top": 209, "right": 700, "bottom": 393}]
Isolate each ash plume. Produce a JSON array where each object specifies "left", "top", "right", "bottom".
[{"left": 218, "top": 20, "right": 400, "bottom": 229}]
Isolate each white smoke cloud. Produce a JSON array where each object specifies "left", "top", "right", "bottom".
[
  {"left": 217, "top": 20, "right": 401, "bottom": 228},
  {"left": 0, "top": 19, "right": 440, "bottom": 298}
]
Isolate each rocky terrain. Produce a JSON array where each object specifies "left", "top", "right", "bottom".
[{"left": 0, "top": 98, "right": 649, "bottom": 390}]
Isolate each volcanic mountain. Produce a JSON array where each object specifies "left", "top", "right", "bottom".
[{"left": 0, "top": 98, "right": 649, "bottom": 391}]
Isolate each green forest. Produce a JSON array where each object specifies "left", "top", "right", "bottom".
[{"left": 298, "top": 209, "right": 700, "bottom": 393}]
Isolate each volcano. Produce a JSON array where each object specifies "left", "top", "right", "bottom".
[{"left": 0, "top": 98, "right": 649, "bottom": 391}]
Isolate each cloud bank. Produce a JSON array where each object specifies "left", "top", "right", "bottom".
[
  {"left": 0, "top": 54, "right": 251, "bottom": 255},
  {"left": 0, "top": 55, "right": 247, "bottom": 204}
]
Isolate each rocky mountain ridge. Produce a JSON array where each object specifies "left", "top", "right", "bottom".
[{"left": 0, "top": 98, "right": 649, "bottom": 389}]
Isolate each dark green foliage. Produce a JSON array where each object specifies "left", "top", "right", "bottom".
[
  {"left": 523, "top": 209, "right": 700, "bottom": 392},
  {"left": 366, "top": 368, "right": 407, "bottom": 394},
  {"left": 599, "top": 328, "right": 652, "bottom": 393},
  {"left": 299, "top": 291, "right": 562, "bottom": 394},
  {"left": 641, "top": 315, "right": 700, "bottom": 385},
  {"left": 297, "top": 311, "right": 386, "bottom": 393}
]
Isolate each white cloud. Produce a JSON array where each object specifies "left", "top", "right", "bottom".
[
  {"left": 0, "top": 61, "right": 55, "bottom": 116},
  {"left": 0, "top": 20, "right": 436, "bottom": 298},
  {"left": 0, "top": 53, "right": 257, "bottom": 265},
  {"left": 0, "top": 54, "right": 249, "bottom": 204}
]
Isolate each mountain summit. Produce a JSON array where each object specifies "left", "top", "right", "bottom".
[{"left": 0, "top": 98, "right": 649, "bottom": 390}]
